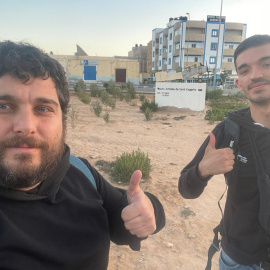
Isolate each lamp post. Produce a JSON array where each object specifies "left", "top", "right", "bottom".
[
  {"left": 213, "top": 0, "right": 223, "bottom": 90},
  {"left": 185, "top": 13, "right": 190, "bottom": 68}
]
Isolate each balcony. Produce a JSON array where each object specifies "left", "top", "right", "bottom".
[
  {"left": 223, "top": 49, "right": 235, "bottom": 56},
  {"left": 163, "top": 28, "right": 168, "bottom": 35},
  {"left": 224, "top": 35, "right": 242, "bottom": 43},
  {"left": 163, "top": 39, "right": 168, "bottom": 46},
  {"left": 222, "top": 62, "right": 235, "bottom": 70},
  {"left": 185, "top": 48, "right": 204, "bottom": 55},
  {"left": 173, "top": 49, "right": 180, "bottom": 56},
  {"left": 173, "top": 62, "right": 180, "bottom": 70},
  {"left": 162, "top": 51, "right": 167, "bottom": 58},
  {"left": 162, "top": 64, "right": 167, "bottom": 71},
  {"left": 174, "top": 34, "right": 181, "bottom": 43},
  {"left": 185, "top": 33, "right": 205, "bottom": 41},
  {"left": 174, "top": 21, "right": 181, "bottom": 30}
]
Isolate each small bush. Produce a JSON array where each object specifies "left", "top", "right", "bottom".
[
  {"left": 92, "top": 100, "right": 102, "bottom": 117},
  {"left": 139, "top": 94, "right": 146, "bottom": 102},
  {"left": 126, "top": 81, "right": 136, "bottom": 99},
  {"left": 112, "top": 149, "right": 151, "bottom": 184},
  {"left": 90, "top": 83, "right": 101, "bottom": 97},
  {"left": 140, "top": 99, "right": 158, "bottom": 112},
  {"left": 100, "top": 90, "right": 110, "bottom": 105},
  {"left": 125, "top": 93, "right": 131, "bottom": 103},
  {"left": 69, "top": 102, "right": 79, "bottom": 129},
  {"left": 108, "top": 98, "right": 116, "bottom": 109},
  {"left": 74, "top": 79, "right": 85, "bottom": 93},
  {"left": 205, "top": 89, "right": 223, "bottom": 100},
  {"left": 103, "top": 112, "right": 110, "bottom": 123},
  {"left": 144, "top": 108, "right": 153, "bottom": 121}
]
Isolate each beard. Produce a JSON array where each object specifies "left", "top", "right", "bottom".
[{"left": 0, "top": 135, "right": 65, "bottom": 190}]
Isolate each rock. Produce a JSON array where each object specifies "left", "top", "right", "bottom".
[{"left": 167, "top": 243, "right": 174, "bottom": 248}]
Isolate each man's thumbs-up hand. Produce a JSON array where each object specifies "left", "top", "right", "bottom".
[
  {"left": 198, "top": 132, "right": 235, "bottom": 179},
  {"left": 121, "top": 170, "right": 156, "bottom": 238}
]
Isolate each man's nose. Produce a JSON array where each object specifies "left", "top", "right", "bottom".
[
  {"left": 250, "top": 66, "right": 264, "bottom": 80},
  {"left": 13, "top": 108, "right": 37, "bottom": 136}
]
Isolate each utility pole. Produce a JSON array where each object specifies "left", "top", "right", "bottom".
[
  {"left": 185, "top": 13, "right": 190, "bottom": 68},
  {"left": 213, "top": 0, "right": 223, "bottom": 90}
]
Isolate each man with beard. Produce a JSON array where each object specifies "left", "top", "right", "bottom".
[
  {"left": 0, "top": 41, "right": 165, "bottom": 270},
  {"left": 179, "top": 35, "right": 270, "bottom": 269}
]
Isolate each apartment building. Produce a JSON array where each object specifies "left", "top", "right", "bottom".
[{"left": 151, "top": 15, "right": 247, "bottom": 77}]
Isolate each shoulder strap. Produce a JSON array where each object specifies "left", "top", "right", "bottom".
[
  {"left": 69, "top": 154, "right": 97, "bottom": 190},
  {"left": 224, "top": 117, "right": 240, "bottom": 149}
]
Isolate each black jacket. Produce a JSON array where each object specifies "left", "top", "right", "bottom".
[
  {"left": 0, "top": 146, "right": 165, "bottom": 270},
  {"left": 179, "top": 108, "right": 269, "bottom": 265}
]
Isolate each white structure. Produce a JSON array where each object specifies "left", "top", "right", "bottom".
[
  {"left": 155, "top": 82, "right": 206, "bottom": 111},
  {"left": 151, "top": 15, "right": 247, "bottom": 76}
]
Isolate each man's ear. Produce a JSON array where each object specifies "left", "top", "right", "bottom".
[{"left": 236, "top": 78, "right": 242, "bottom": 92}]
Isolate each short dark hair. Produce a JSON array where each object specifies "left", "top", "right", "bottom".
[
  {"left": 234, "top": 35, "right": 270, "bottom": 70},
  {"left": 0, "top": 41, "right": 69, "bottom": 121}
]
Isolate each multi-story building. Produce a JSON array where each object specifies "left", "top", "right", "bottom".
[{"left": 151, "top": 15, "right": 247, "bottom": 79}]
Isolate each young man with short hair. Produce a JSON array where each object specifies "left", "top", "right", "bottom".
[
  {"left": 179, "top": 35, "right": 270, "bottom": 269},
  {"left": 0, "top": 41, "right": 165, "bottom": 269}
]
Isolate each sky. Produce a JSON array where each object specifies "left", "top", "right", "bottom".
[{"left": 0, "top": 0, "right": 268, "bottom": 57}]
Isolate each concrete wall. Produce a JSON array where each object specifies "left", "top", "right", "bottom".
[{"left": 155, "top": 82, "right": 206, "bottom": 111}]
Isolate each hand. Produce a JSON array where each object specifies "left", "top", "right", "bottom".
[
  {"left": 121, "top": 170, "right": 156, "bottom": 238},
  {"left": 198, "top": 132, "right": 235, "bottom": 179}
]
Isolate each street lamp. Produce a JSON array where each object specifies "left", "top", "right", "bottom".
[{"left": 185, "top": 13, "right": 190, "bottom": 68}]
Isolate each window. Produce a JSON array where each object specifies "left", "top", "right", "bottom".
[
  {"left": 169, "top": 45, "right": 172, "bottom": 53},
  {"left": 194, "top": 56, "right": 198, "bottom": 62},
  {"left": 152, "top": 51, "right": 155, "bottom": 57},
  {"left": 228, "top": 58, "right": 233, "bottom": 62},
  {"left": 160, "top": 37, "right": 162, "bottom": 44},
  {"left": 191, "top": 43, "right": 196, "bottom": 48},
  {"left": 170, "top": 33, "right": 172, "bottom": 40},
  {"left": 229, "top": 44, "right": 233, "bottom": 49},
  {"left": 211, "top": 43, "right": 217, "bottom": 51},
  {"left": 212, "top": 29, "right": 218, "bottom": 37},
  {"left": 152, "top": 61, "right": 154, "bottom": 68},
  {"left": 159, "top": 49, "right": 162, "bottom": 56},
  {"left": 209, "top": 57, "right": 216, "bottom": 64},
  {"left": 168, "top": 58, "right": 171, "bottom": 65},
  {"left": 152, "top": 41, "right": 155, "bottom": 47},
  {"left": 159, "top": 60, "right": 161, "bottom": 66}
]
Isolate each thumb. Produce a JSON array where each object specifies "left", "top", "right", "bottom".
[
  {"left": 206, "top": 132, "right": 216, "bottom": 150},
  {"left": 127, "top": 170, "right": 142, "bottom": 203}
]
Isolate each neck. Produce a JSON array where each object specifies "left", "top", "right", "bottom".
[{"left": 250, "top": 102, "right": 270, "bottom": 128}]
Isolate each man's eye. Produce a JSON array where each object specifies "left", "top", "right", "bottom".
[
  {"left": 0, "top": 104, "right": 10, "bottom": 110},
  {"left": 263, "top": 62, "right": 270, "bottom": 68},
  {"left": 37, "top": 107, "right": 51, "bottom": 112},
  {"left": 240, "top": 69, "right": 248, "bottom": 75}
]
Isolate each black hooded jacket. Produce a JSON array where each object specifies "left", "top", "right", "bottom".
[
  {"left": 179, "top": 107, "right": 270, "bottom": 265},
  {"left": 0, "top": 146, "right": 165, "bottom": 270}
]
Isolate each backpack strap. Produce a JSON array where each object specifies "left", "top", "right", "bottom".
[{"left": 69, "top": 154, "right": 97, "bottom": 190}]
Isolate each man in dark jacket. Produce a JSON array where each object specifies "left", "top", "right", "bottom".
[
  {"left": 179, "top": 34, "right": 270, "bottom": 269},
  {"left": 0, "top": 41, "right": 165, "bottom": 270}
]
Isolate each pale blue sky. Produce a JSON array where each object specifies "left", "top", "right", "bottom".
[{"left": 0, "top": 0, "right": 267, "bottom": 56}]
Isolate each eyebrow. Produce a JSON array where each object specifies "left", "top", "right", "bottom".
[
  {"left": 237, "top": 56, "right": 270, "bottom": 71},
  {"left": 0, "top": 95, "right": 59, "bottom": 107}
]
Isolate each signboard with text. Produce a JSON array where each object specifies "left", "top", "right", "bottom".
[
  {"left": 207, "top": 15, "right": 226, "bottom": 22},
  {"left": 155, "top": 82, "right": 206, "bottom": 111}
]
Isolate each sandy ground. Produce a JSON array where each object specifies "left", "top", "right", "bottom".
[{"left": 66, "top": 93, "right": 227, "bottom": 270}]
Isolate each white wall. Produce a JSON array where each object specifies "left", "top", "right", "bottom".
[{"left": 155, "top": 82, "right": 206, "bottom": 111}]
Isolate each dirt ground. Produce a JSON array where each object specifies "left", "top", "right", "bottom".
[{"left": 66, "top": 93, "right": 227, "bottom": 270}]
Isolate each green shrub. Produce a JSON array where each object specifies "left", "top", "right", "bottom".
[
  {"left": 103, "top": 82, "right": 109, "bottom": 90},
  {"left": 100, "top": 90, "right": 110, "bottom": 105},
  {"left": 112, "top": 149, "right": 151, "bottom": 184},
  {"left": 108, "top": 98, "right": 116, "bottom": 109},
  {"left": 92, "top": 100, "right": 102, "bottom": 117},
  {"left": 79, "top": 95, "right": 91, "bottom": 104},
  {"left": 139, "top": 94, "right": 146, "bottom": 102},
  {"left": 144, "top": 108, "right": 153, "bottom": 121},
  {"left": 74, "top": 79, "right": 90, "bottom": 104},
  {"left": 103, "top": 112, "right": 110, "bottom": 123},
  {"left": 90, "top": 83, "right": 101, "bottom": 97},
  {"left": 125, "top": 93, "right": 131, "bottom": 103},
  {"left": 205, "top": 89, "right": 223, "bottom": 100},
  {"left": 126, "top": 81, "right": 136, "bottom": 99},
  {"left": 140, "top": 99, "right": 158, "bottom": 112}
]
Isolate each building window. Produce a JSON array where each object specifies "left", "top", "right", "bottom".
[
  {"left": 169, "top": 45, "right": 172, "bottom": 53},
  {"left": 152, "top": 51, "right": 155, "bottom": 57},
  {"left": 152, "top": 61, "right": 154, "bottom": 68},
  {"left": 170, "top": 33, "right": 172, "bottom": 40},
  {"left": 159, "top": 49, "right": 162, "bottom": 56},
  {"left": 159, "top": 60, "right": 161, "bottom": 66},
  {"left": 160, "top": 37, "right": 162, "bottom": 44},
  {"left": 211, "top": 43, "right": 218, "bottom": 51},
  {"left": 228, "top": 58, "right": 233, "bottom": 62},
  {"left": 195, "top": 56, "right": 198, "bottom": 62},
  {"left": 212, "top": 29, "right": 218, "bottom": 37},
  {"left": 168, "top": 58, "right": 171, "bottom": 65},
  {"left": 191, "top": 43, "right": 196, "bottom": 48},
  {"left": 229, "top": 44, "right": 233, "bottom": 49},
  {"left": 152, "top": 41, "right": 155, "bottom": 47},
  {"left": 209, "top": 56, "right": 216, "bottom": 64}
]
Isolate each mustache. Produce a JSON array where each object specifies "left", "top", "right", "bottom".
[
  {"left": 3, "top": 137, "right": 48, "bottom": 148},
  {"left": 248, "top": 79, "right": 270, "bottom": 90}
]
